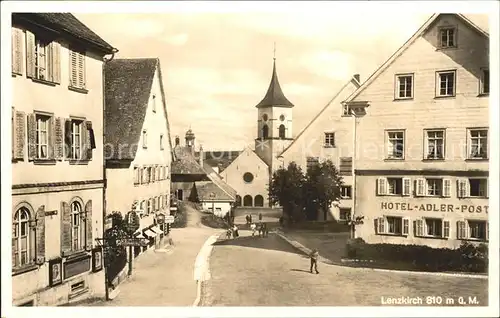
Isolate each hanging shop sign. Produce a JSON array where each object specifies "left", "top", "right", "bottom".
[
  {"left": 380, "top": 202, "right": 488, "bottom": 214},
  {"left": 165, "top": 215, "right": 175, "bottom": 224},
  {"left": 124, "top": 210, "right": 140, "bottom": 234}
]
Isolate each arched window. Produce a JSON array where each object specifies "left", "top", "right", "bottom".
[
  {"left": 279, "top": 124, "right": 286, "bottom": 139},
  {"left": 235, "top": 195, "right": 242, "bottom": 207},
  {"left": 13, "top": 207, "right": 33, "bottom": 267},
  {"left": 243, "top": 195, "right": 253, "bottom": 207},
  {"left": 262, "top": 125, "right": 269, "bottom": 139},
  {"left": 254, "top": 195, "right": 264, "bottom": 207},
  {"left": 71, "top": 201, "right": 85, "bottom": 251}
]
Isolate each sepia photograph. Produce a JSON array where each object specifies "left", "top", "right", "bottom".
[{"left": 1, "top": 0, "right": 498, "bottom": 317}]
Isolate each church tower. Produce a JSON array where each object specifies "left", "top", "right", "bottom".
[{"left": 254, "top": 51, "right": 294, "bottom": 170}]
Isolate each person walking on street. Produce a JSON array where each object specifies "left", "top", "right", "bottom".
[
  {"left": 258, "top": 212, "right": 262, "bottom": 221},
  {"left": 249, "top": 214, "right": 252, "bottom": 224},
  {"left": 250, "top": 223, "right": 257, "bottom": 236},
  {"left": 310, "top": 249, "right": 320, "bottom": 274},
  {"left": 233, "top": 224, "right": 239, "bottom": 238}
]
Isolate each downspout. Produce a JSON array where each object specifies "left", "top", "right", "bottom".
[
  {"left": 102, "top": 47, "right": 118, "bottom": 301},
  {"left": 350, "top": 108, "right": 357, "bottom": 239}
]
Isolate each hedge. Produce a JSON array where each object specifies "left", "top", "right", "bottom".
[
  {"left": 345, "top": 238, "right": 488, "bottom": 273},
  {"left": 201, "top": 214, "right": 228, "bottom": 229}
]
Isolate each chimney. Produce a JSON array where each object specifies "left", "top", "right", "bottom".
[
  {"left": 353, "top": 74, "right": 360, "bottom": 83},
  {"left": 199, "top": 145, "right": 204, "bottom": 166},
  {"left": 175, "top": 136, "right": 180, "bottom": 146}
]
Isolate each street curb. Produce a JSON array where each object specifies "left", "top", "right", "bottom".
[{"left": 275, "top": 230, "right": 488, "bottom": 280}]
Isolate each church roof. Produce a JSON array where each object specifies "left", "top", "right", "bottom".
[
  {"left": 171, "top": 145, "right": 207, "bottom": 175},
  {"left": 195, "top": 150, "right": 241, "bottom": 172},
  {"left": 255, "top": 59, "right": 294, "bottom": 108}
]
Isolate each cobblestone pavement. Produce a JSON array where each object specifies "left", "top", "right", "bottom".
[
  {"left": 88, "top": 205, "right": 220, "bottom": 306},
  {"left": 202, "top": 231, "right": 488, "bottom": 306}
]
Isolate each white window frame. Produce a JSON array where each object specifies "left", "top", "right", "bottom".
[
  {"left": 340, "top": 185, "right": 352, "bottom": 199},
  {"left": 395, "top": 73, "right": 413, "bottom": 99},
  {"left": 142, "top": 129, "right": 148, "bottom": 149},
  {"left": 36, "top": 114, "right": 50, "bottom": 159},
  {"left": 480, "top": 68, "right": 489, "bottom": 95},
  {"left": 467, "top": 178, "right": 488, "bottom": 198},
  {"left": 376, "top": 216, "right": 408, "bottom": 236},
  {"left": 439, "top": 27, "right": 457, "bottom": 48},
  {"left": 324, "top": 132, "right": 335, "bottom": 148},
  {"left": 70, "top": 120, "right": 83, "bottom": 160},
  {"left": 339, "top": 208, "right": 351, "bottom": 221},
  {"left": 436, "top": 70, "right": 456, "bottom": 97},
  {"left": 415, "top": 218, "right": 450, "bottom": 238},
  {"left": 13, "top": 207, "right": 33, "bottom": 267},
  {"left": 424, "top": 129, "right": 445, "bottom": 160},
  {"left": 386, "top": 177, "right": 403, "bottom": 195},
  {"left": 425, "top": 218, "right": 443, "bottom": 237},
  {"left": 426, "top": 178, "right": 443, "bottom": 197},
  {"left": 386, "top": 130, "right": 405, "bottom": 159},
  {"left": 467, "top": 220, "right": 488, "bottom": 241},
  {"left": 342, "top": 104, "right": 351, "bottom": 116},
  {"left": 35, "top": 39, "right": 51, "bottom": 81},
  {"left": 467, "top": 128, "right": 488, "bottom": 159},
  {"left": 71, "top": 201, "right": 85, "bottom": 251}
]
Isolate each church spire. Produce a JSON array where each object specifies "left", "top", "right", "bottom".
[{"left": 255, "top": 44, "right": 294, "bottom": 109}]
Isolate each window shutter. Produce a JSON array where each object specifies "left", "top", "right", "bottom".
[
  {"left": 25, "top": 30, "right": 35, "bottom": 78},
  {"left": 81, "top": 121, "right": 88, "bottom": 160},
  {"left": 457, "top": 220, "right": 466, "bottom": 239},
  {"left": 486, "top": 222, "right": 489, "bottom": 241},
  {"left": 377, "top": 217, "right": 385, "bottom": 234},
  {"left": 54, "top": 117, "right": 64, "bottom": 160},
  {"left": 12, "top": 28, "right": 24, "bottom": 74},
  {"left": 64, "top": 119, "right": 72, "bottom": 159},
  {"left": 377, "top": 177, "right": 386, "bottom": 195},
  {"left": 27, "top": 113, "right": 37, "bottom": 160},
  {"left": 78, "top": 52, "right": 86, "bottom": 88},
  {"left": 48, "top": 116, "right": 55, "bottom": 160},
  {"left": 134, "top": 167, "right": 139, "bottom": 185},
  {"left": 51, "top": 41, "right": 61, "bottom": 83},
  {"left": 139, "top": 166, "right": 143, "bottom": 184},
  {"left": 416, "top": 219, "right": 424, "bottom": 237},
  {"left": 85, "top": 121, "right": 93, "bottom": 160},
  {"left": 402, "top": 217, "right": 409, "bottom": 235},
  {"left": 70, "top": 51, "right": 78, "bottom": 87},
  {"left": 457, "top": 179, "right": 467, "bottom": 198},
  {"left": 443, "top": 179, "right": 451, "bottom": 197},
  {"left": 402, "top": 178, "right": 411, "bottom": 196},
  {"left": 46, "top": 42, "right": 54, "bottom": 82},
  {"left": 35, "top": 205, "right": 46, "bottom": 264},
  {"left": 152, "top": 197, "right": 156, "bottom": 211},
  {"left": 14, "top": 111, "right": 26, "bottom": 160},
  {"left": 61, "top": 201, "right": 72, "bottom": 255},
  {"left": 85, "top": 200, "right": 93, "bottom": 249},
  {"left": 485, "top": 179, "right": 489, "bottom": 198},
  {"left": 443, "top": 220, "right": 450, "bottom": 238},
  {"left": 415, "top": 178, "right": 425, "bottom": 196}
]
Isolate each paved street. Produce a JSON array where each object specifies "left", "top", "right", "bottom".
[
  {"left": 202, "top": 230, "right": 488, "bottom": 306},
  {"left": 89, "top": 205, "right": 220, "bottom": 306}
]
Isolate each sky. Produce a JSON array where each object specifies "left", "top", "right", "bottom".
[{"left": 75, "top": 11, "right": 489, "bottom": 151}]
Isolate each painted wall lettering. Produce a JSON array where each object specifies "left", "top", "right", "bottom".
[{"left": 380, "top": 202, "right": 488, "bottom": 214}]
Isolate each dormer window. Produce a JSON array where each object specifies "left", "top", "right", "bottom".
[{"left": 439, "top": 27, "right": 456, "bottom": 48}]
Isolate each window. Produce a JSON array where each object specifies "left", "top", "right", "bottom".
[
  {"left": 152, "top": 94, "right": 156, "bottom": 112},
  {"left": 324, "top": 132, "right": 335, "bottom": 147},
  {"left": 468, "top": 178, "right": 488, "bottom": 198},
  {"left": 134, "top": 166, "right": 139, "bottom": 185},
  {"left": 147, "top": 199, "right": 152, "bottom": 214},
  {"left": 377, "top": 177, "right": 411, "bottom": 196},
  {"left": 387, "top": 178, "right": 403, "bottom": 195},
  {"left": 279, "top": 114, "right": 285, "bottom": 121},
  {"left": 36, "top": 114, "right": 50, "bottom": 159},
  {"left": 386, "top": 130, "right": 404, "bottom": 159},
  {"left": 160, "top": 134, "right": 164, "bottom": 150},
  {"left": 306, "top": 157, "right": 319, "bottom": 171},
  {"left": 439, "top": 27, "right": 456, "bottom": 48},
  {"left": 425, "top": 130, "right": 445, "bottom": 159},
  {"left": 33, "top": 38, "right": 51, "bottom": 81},
  {"left": 70, "top": 281, "right": 86, "bottom": 293},
  {"left": 468, "top": 128, "right": 488, "bottom": 159},
  {"left": 425, "top": 218, "right": 443, "bottom": 237},
  {"left": 70, "top": 120, "right": 83, "bottom": 160},
  {"left": 215, "top": 207, "right": 222, "bottom": 212},
  {"left": 339, "top": 208, "right": 351, "bottom": 221},
  {"left": 426, "top": 178, "right": 442, "bottom": 196},
  {"left": 13, "top": 207, "right": 33, "bottom": 267},
  {"left": 342, "top": 104, "right": 351, "bottom": 116},
  {"left": 278, "top": 124, "right": 286, "bottom": 139},
  {"left": 340, "top": 186, "right": 352, "bottom": 199},
  {"left": 262, "top": 114, "right": 268, "bottom": 122},
  {"left": 243, "top": 172, "right": 254, "bottom": 183},
  {"left": 142, "top": 130, "right": 148, "bottom": 149},
  {"left": 480, "top": 68, "right": 489, "bottom": 95},
  {"left": 69, "top": 49, "right": 86, "bottom": 89},
  {"left": 395, "top": 74, "right": 413, "bottom": 99},
  {"left": 71, "top": 201, "right": 85, "bottom": 251},
  {"left": 468, "top": 220, "right": 487, "bottom": 240},
  {"left": 386, "top": 217, "right": 402, "bottom": 235},
  {"left": 339, "top": 157, "right": 352, "bottom": 175},
  {"left": 436, "top": 70, "right": 456, "bottom": 97},
  {"left": 262, "top": 124, "right": 269, "bottom": 139}
]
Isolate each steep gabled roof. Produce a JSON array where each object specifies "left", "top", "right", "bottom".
[
  {"left": 171, "top": 146, "right": 207, "bottom": 175},
  {"left": 196, "top": 150, "right": 241, "bottom": 172},
  {"left": 196, "top": 182, "right": 235, "bottom": 202},
  {"left": 345, "top": 13, "right": 489, "bottom": 104},
  {"left": 202, "top": 162, "right": 237, "bottom": 200},
  {"left": 278, "top": 76, "right": 360, "bottom": 157},
  {"left": 13, "top": 13, "right": 115, "bottom": 54},
  {"left": 104, "top": 58, "right": 158, "bottom": 160},
  {"left": 256, "top": 59, "right": 294, "bottom": 108}
]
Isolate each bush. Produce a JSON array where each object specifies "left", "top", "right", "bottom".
[
  {"left": 201, "top": 214, "right": 228, "bottom": 229},
  {"left": 344, "top": 240, "right": 488, "bottom": 273},
  {"left": 171, "top": 207, "right": 187, "bottom": 228}
]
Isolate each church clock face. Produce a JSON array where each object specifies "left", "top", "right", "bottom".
[
  {"left": 279, "top": 114, "right": 285, "bottom": 121},
  {"left": 262, "top": 114, "right": 268, "bottom": 122}
]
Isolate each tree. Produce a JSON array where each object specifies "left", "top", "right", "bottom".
[
  {"left": 269, "top": 162, "right": 306, "bottom": 222},
  {"left": 103, "top": 211, "right": 129, "bottom": 284},
  {"left": 188, "top": 182, "right": 200, "bottom": 203},
  {"left": 304, "top": 159, "right": 343, "bottom": 221}
]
